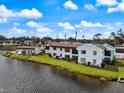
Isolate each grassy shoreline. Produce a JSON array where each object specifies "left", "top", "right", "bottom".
[{"left": 3, "top": 53, "right": 123, "bottom": 81}]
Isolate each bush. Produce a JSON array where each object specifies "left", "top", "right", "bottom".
[
  {"left": 55, "top": 56, "right": 59, "bottom": 59},
  {"left": 48, "top": 54, "right": 51, "bottom": 57},
  {"left": 101, "top": 63, "right": 105, "bottom": 68},
  {"left": 88, "top": 62, "right": 90, "bottom": 66},
  {"left": 110, "top": 59, "right": 116, "bottom": 65},
  {"left": 61, "top": 57, "right": 72, "bottom": 62}
]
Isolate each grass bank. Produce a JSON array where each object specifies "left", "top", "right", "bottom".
[{"left": 3, "top": 53, "right": 123, "bottom": 80}]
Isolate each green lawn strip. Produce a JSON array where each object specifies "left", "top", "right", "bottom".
[
  {"left": 118, "top": 67, "right": 124, "bottom": 77},
  {"left": 3, "top": 53, "right": 119, "bottom": 79},
  {"left": 117, "top": 59, "right": 124, "bottom": 67}
]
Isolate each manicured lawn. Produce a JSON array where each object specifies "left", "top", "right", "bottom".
[
  {"left": 117, "top": 59, "right": 124, "bottom": 67},
  {"left": 3, "top": 53, "right": 121, "bottom": 79},
  {"left": 118, "top": 67, "right": 124, "bottom": 77}
]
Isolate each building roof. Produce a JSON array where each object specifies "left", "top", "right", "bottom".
[
  {"left": 17, "top": 46, "right": 35, "bottom": 49},
  {"left": 97, "top": 45, "right": 106, "bottom": 50},
  {"left": 49, "top": 42, "right": 81, "bottom": 48},
  {"left": 77, "top": 43, "right": 111, "bottom": 50},
  {"left": 0, "top": 40, "right": 12, "bottom": 43},
  {"left": 116, "top": 45, "right": 124, "bottom": 47}
]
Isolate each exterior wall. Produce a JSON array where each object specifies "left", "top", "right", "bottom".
[
  {"left": 116, "top": 47, "right": 124, "bottom": 59},
  {"left": 104, "top": 44, "right": 115, "bottom": 60},
  {"left": 16, "top": 49, "right": 35, "bottom": 55},
  {"left": 0, "top": 42, "right": 13, "bottom": 46},
  {"left": 35, "top": 47, "right": 41, "bottom": 55},
  {"left": 50, "top": 47, "right": 73, "bottom": 58},
  {"left": 77, "top": 45, "right": 104, "bottom": 67},
  {"left": 24, "top": 40, "right": 33, "bottom": 46},
  {"left": 45, "top": 46, "right": 77, "bottom": 59},
  {"left": 116, "top": 53, "right": 124, "bottom": 59}
]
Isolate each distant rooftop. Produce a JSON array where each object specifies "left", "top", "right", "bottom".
[
  {"left": 49, "top": 42, "right": 82, "bottom": 48},
  {"left": 17, "top": 46, "right": 35, "bottom": 49}
]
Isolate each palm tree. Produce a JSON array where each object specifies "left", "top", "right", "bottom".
[
  {"left": 93, "top": 33, "right": 102, "bottom": 40},
  {"left": 109, "top": 32, "right": 116, "bottom": 39}
]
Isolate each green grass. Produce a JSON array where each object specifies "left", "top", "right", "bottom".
[
  {"left": 118, "top": 67, "right": 124, "bottom": 77},
  {"left": 3, "top": 53, "right": 124, "bottom": 79},
  {"left": 104, "top": 64, "right": 118, "bottom": 72},
  {"left": 117, "top": 59, "right": 124, "bottom": 67}
]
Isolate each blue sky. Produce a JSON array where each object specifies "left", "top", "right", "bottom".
[{"left": 0, "top": 0, "right": 124, "bottom": 39}]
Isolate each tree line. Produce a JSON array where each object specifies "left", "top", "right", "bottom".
[{"left": 0, "top": 29, "right": 124, "bottom": 46}]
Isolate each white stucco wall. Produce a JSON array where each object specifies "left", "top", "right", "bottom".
[
  {"left": 16, "top": 49, "right": 35, "bottom": 55},
  {"left": 45, "top": 46, "right": 77, "bottom": 59},
  {"left": 116, "top": 53, "right": 124, "bottom": 59},
  {"left": 77, "top": 45, "right": 104, "bottom": 67}
]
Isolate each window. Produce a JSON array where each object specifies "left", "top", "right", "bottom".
[
  {"left": 60, "top": 54, "right": 62, "bottom": 57},
  {"left": 93, "top": 59, "right": 96, "bottom": 64},
  {"left": 105, "top": 50, "right": 111, "bottom": 56},
  {"left": 81, "top": 58, "right": 86, "bottom": 62},
  {"left": 93, "top": 51, "right": 97, "bottom": 55},
  {"left": 65, "top": 48, "right": 70, "bottom": 52},
  {"left": 53, "top": 53, "right": 56, "bottom": 56},
  {"left": 72, "top": 48, "right": 78, "bottom": 54},
  {"left": 81, "top": 50, "right": 86, "bottom": 54},
  {"left": 46, "top": 46, "right": 50, "bottom": 50},
  {"left": 60, "top": 48, "right": 62, "bottom": 51},
  {"left": 116, "top": 49, "right": 124, "bottom": 53},
  {"left": 65, "top": 55, "right": 70, "bottom": 59},
  {"left": 53, "top": 47, "right": 56, "bottom": 50}
]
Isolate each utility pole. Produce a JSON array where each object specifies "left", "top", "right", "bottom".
[
  {"left": 75, "top": 31, "right": 77, "bottom": 40},
  {"left": 56, "top": 34, "right": 58, "bottom": 39},
  {"left": 64, "top": 34, "right": 66, "bottom": 40}
]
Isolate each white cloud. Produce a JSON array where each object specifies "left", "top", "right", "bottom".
[
  {"left": 26, "top": 21, "right": 53, "bottom": 33},
  {"left": 64, "top": 1, "right": 78, "bottom": 10},
  {"left": 75, "top": 20, "right": 113, "bottom": 30},
  {"left": 0, "top": 5, "right": 43, "bottom": 18},
  {"left": 26, "top": 21, "right": 41, "bottom": 28},
  {"left": 0, "top": 17, "right": 7, "bottom": 23},
  {"left": 84, "top": 4, "right": 97, "bottom": 11},
  {"left": 58, "top": 22, "right": 75, "bottom": 30},
  {"left": 115, "top": 22, "right": 122, "bottom": 26},
  {"left": 14, "top": 22, "right": 20, "bottom": 26},
  {"left": 17, "top": 8, "right": 43, "bottom": 18},
  {"left": 12, "top": 27, "right": 27, "bottom": 34},
  {"left": 77, "top": 20, "right": 105, "bottom": 28},
  {"left": 108, "top": 3, "right": 124, "bottom": 13},
  {"left": 36, "top": 27, "right": 53, "bottom": 33},
  {"left": 0, "top": 5, "right": 16, "bottom": 17},
  {"left": 96, "top": 0, "right": 118, "bottom": 6}
]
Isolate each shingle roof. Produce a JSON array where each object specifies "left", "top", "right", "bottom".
[
  {"left": 116, "top": 45, "right": 124, "bottom": 47},
  {"left": 17, "top": 46, "right": 35, "bottom": 49},
  {"left": 97, "top": 45, "right": 106, "bottom": 50},
  {"left": 49, "top": 42, "right": 81, "bottom": 48}
]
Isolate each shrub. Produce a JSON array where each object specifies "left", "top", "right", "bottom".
[
  {"left": 48, "top": 54, "right": 51, "bottom": 57},
  {"left": 88, "top": 62, "right": 90, "bottom": 66},
  {"left": 101, "top": 63, "right": 105, "bottom": 68},
  {"left": 55, "top": 56, "right": 59, "bottom": 59}
]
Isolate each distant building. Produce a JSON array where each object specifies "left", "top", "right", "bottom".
[
  {"left": 16, "top": 46, "right": 41, "bottom": 55},
  {"left": 23, "top": 40, "right": 33, "bottom": 46},
  {"left": 45, "top": 42, "right": 81, "bottom": 62},
  {"left": 0, "top": 39, "right": 33, "bottom": 46},
  {"left": 0, "top": 40, "right": 13, "bottom": 46},
  {"left": 15, "top": 40, "right": 33, "bottom": 46},
  {"left": 116, "top": 45, "right": 124, "bottom": 59},
  {"left": 77, "top": 44, "right": 115, "bottom": 67}
]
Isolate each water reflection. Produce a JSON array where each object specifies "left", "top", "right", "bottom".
[{"left": 0, "top": 55, "right": 123, "bottom": 93}]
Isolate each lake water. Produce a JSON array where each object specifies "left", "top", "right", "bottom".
[{"left": 0, "top": 55, "right": 123, "bottom": 93}]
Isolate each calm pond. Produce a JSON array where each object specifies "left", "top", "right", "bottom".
[{"left": 0, "top": 55, "right": 124, "bottom": 93}]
